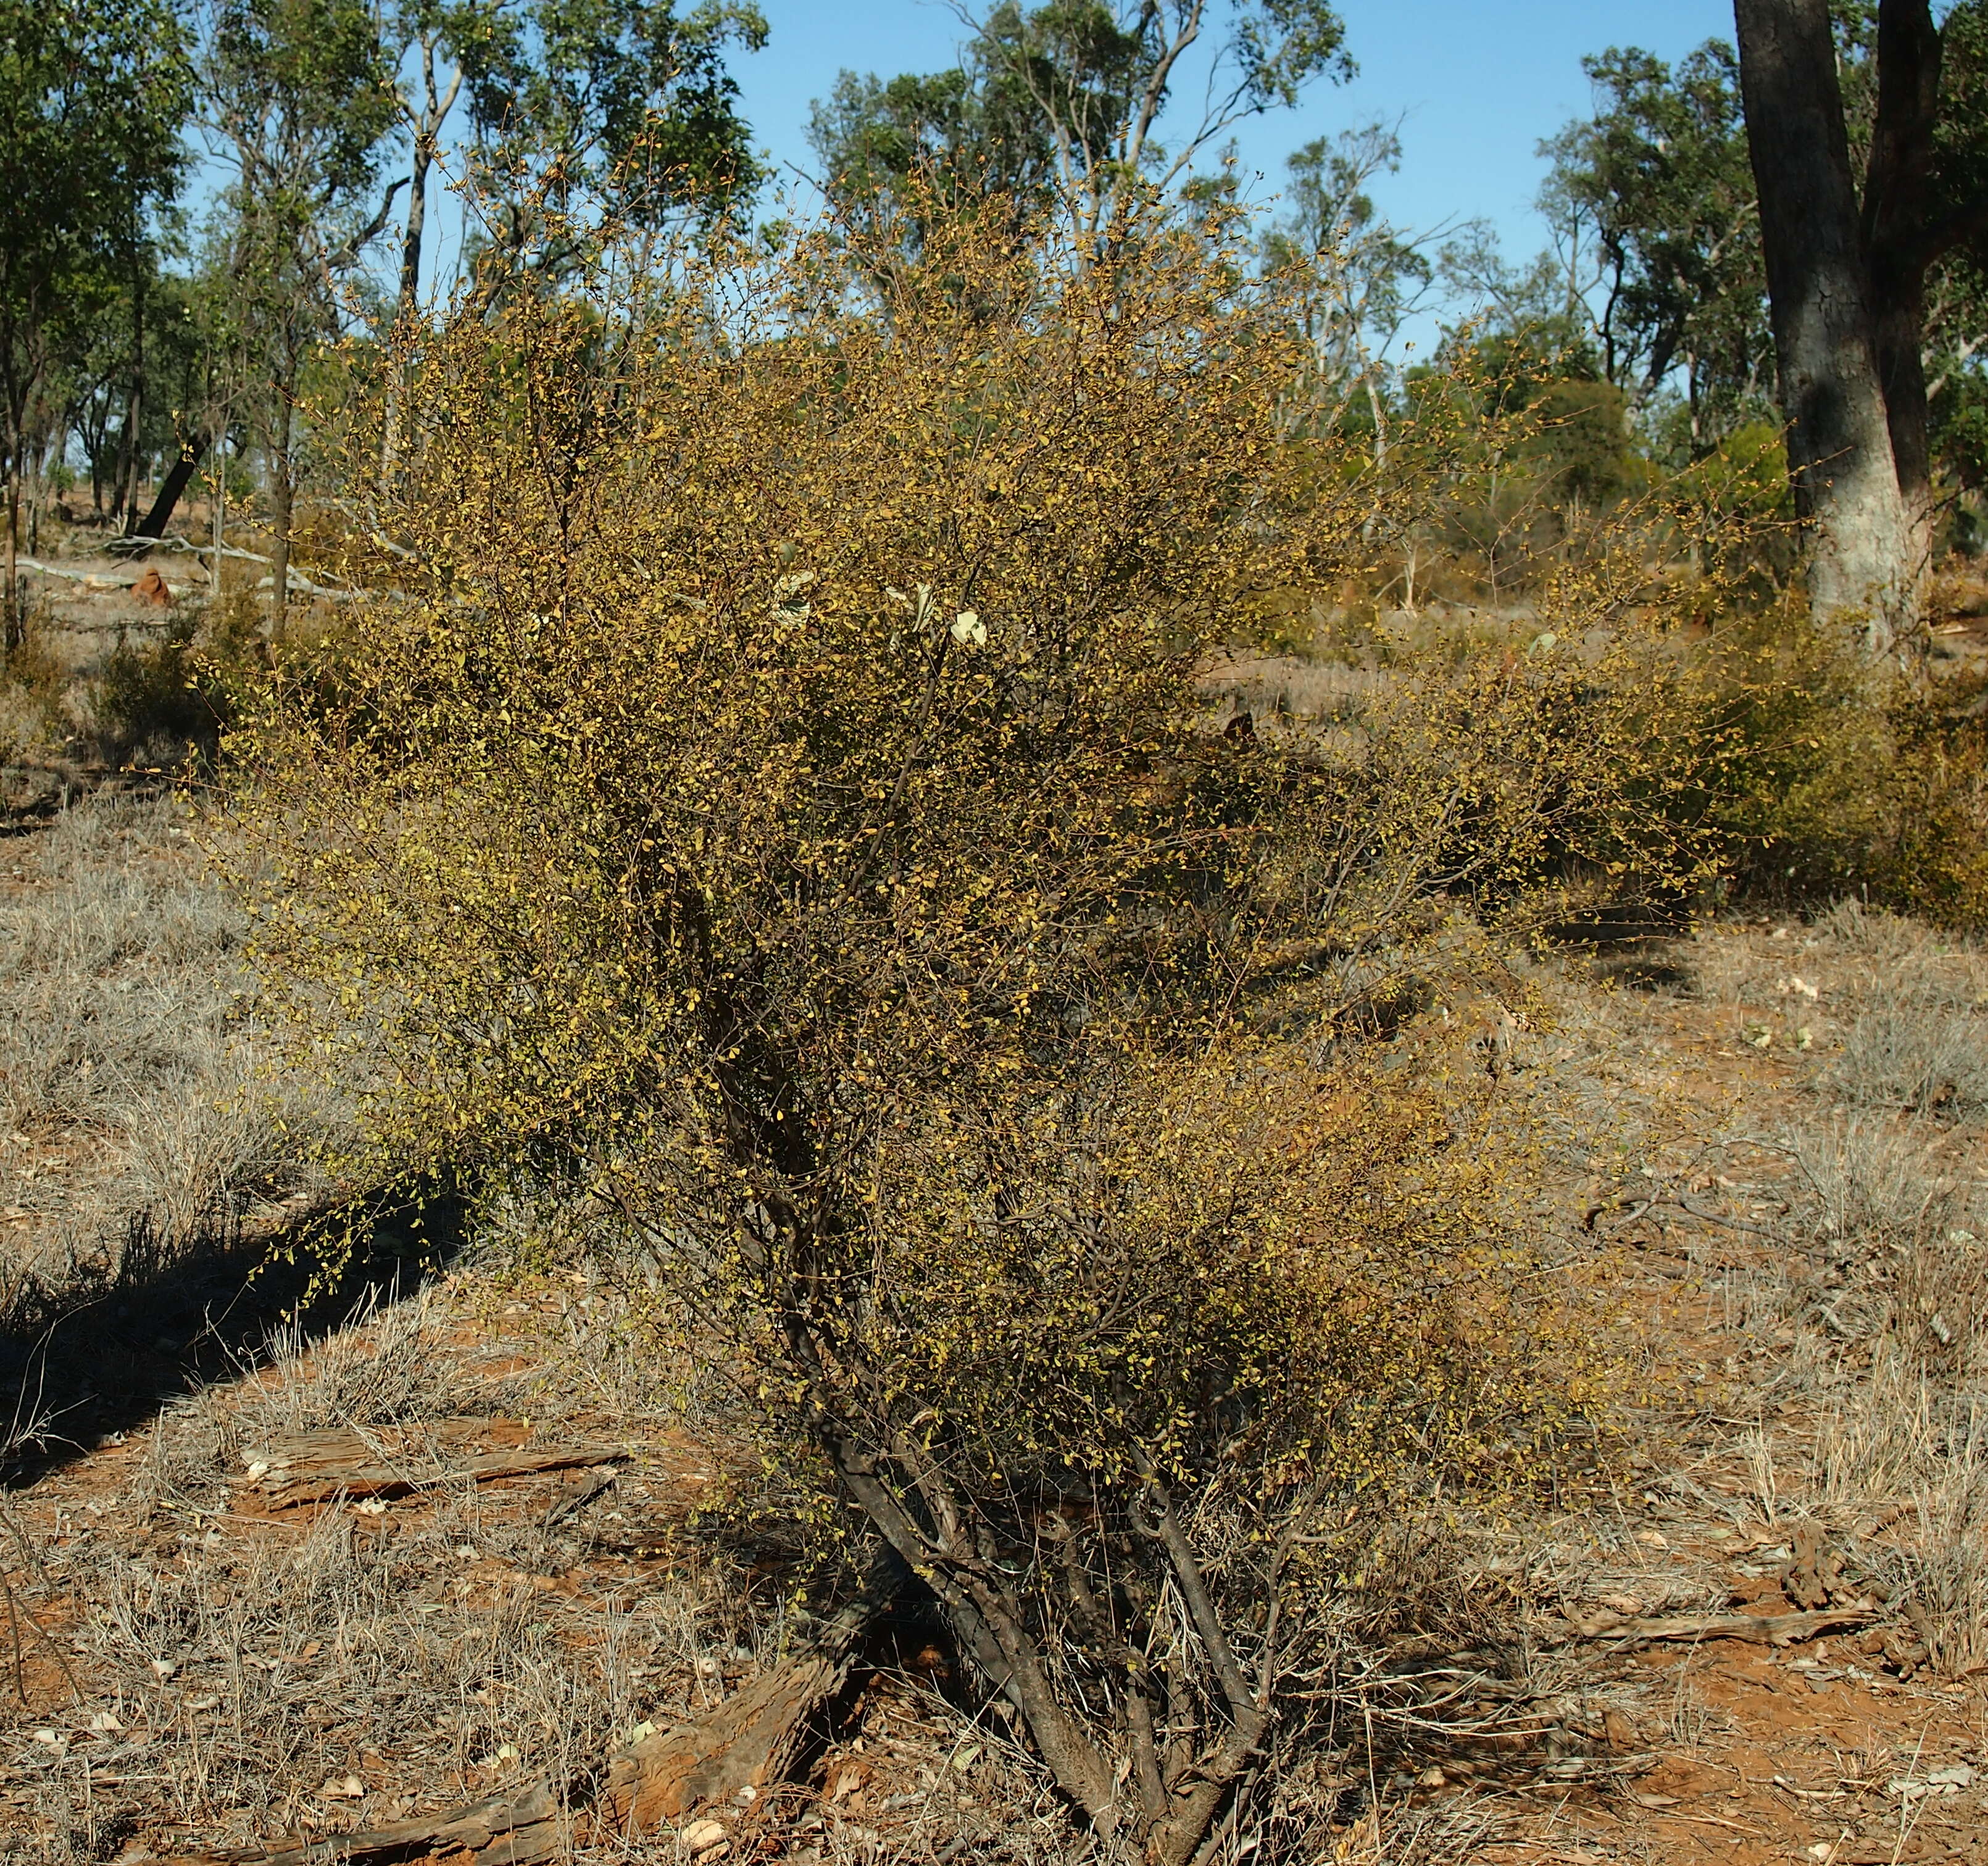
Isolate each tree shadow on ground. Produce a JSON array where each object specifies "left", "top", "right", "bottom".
[
  {"left": 0, "top": 1188, "right": 465, "bottom": 1490},
  {"left": 1545, "top": 902, "right": 1699, "bottom": 993}
]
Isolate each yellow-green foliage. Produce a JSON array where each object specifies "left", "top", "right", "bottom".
[
  {"left": 224, "top": 202, "right": 1709, "bottom": 1858},
  {"left": 1676, "top": 604, "right": 1988, "bottom": 927}
]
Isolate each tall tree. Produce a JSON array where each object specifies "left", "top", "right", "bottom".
[
  {"left": 1258, "top": 122, "right": 1433, "bottom": 454},
  {"left": 202, "top": 0, "right": 399, "bottom": 636},
  {"left": 809, "top": 60, "right": 1056, "bottom": 261},
  {"left": 460, "top": 0, "right": 765, "bottom": 297},
  {"left": 0, "top": 0, "right": 191, "bottom": 643},
  {"left": 813, "top": 0, "right": 1351, "bottom": 262},
  {"left": 1541, "top": 41, "right": 1773, "bottom": 452},
  {"left": 375, "top": 0, "right": 763, "bottom": 473},
  {"left": 1732, "top": 0, "right": 1988, "bottom": 652}
]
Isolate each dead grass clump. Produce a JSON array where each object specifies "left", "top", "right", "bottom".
[
  {"left": 210, "top": 1291, "right": 470, "bottom": 1447},
  {"left": 1780, "top": 1119, "right": 1984, "bottom": 1383},
  {"left": 57, "top": 1501, "right": 705, "bottom": 1843},
  {"left": 1823, "top": 1380, "right": 1988, "bottom": 1678},
  {"left": 1762, "top": 1102, "right": 1988, "bottom": 1680},
  {"left": 1900, "top": 1441, "right": 1988, "bottom": 1677},
  {"left": 1815, "top": 1344, "right": 1944, "bottom": 1511},
  {"left": 1828, "top": 983, "right": 1988, "bottom": 1114},
  {"left": 1811, "top": 895, "right": 1948, "bottom": 960},
  {"left": 1784, "top": 1117, "right": 1971, "bottom": 1254},
  {"left": 0, "top": 789, "right": 335, "bottom": 1329}
]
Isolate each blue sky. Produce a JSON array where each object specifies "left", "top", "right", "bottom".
[{"left": 394, "top": 0, "right": 1742, "bottom": 321}]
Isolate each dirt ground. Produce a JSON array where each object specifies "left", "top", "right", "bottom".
[{"left": 0, "top": 787, "right": 1985, "bottom": 1865}]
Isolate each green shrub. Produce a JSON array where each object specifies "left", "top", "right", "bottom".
[
  {"left": 84, "top": 603, "right": 263, "bottom": 771},
  {"left": 223, "top": 199, "right": 1661, "bottom": 1862}
]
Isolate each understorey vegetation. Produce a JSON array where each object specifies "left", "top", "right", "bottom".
[
  {"left": 2, "top": 9, "right": 1986, "bottom": 1862},
  {"left": 201, "top": 185, "right": 1988, "bottom": 1860}
]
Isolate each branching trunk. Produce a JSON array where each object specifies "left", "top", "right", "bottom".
[
  {"left": 1734, "top": 0, "right": 1916, "bottom": 653},
  {"left": 809, "top": 1401, "right": 1124, "bottom": 1826},
  {"left": 381, "top": 37, "right": 462, "bottom": 486}
]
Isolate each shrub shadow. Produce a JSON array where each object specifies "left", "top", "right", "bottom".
[
  {"left": 1544, "top": 904, "right": 1699, "bottom": 994},
  {"left": 0, "top": 1189, "right": 465, "bottom": 1489}
]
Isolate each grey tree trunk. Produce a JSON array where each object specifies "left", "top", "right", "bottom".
[
  {"left": 119, "top": 281, "right": 147, "bottom": 534},
  {"left": 268, "top": 389, "right": 295, "bottom": 642},
  {"left": 1733, "top": 0, "right": 1917, "bottom": 655},
  {"left": 381, "top": 36, "right": 461, "bottom": 487},
  {"left": 378, "top": 141, "right": 429, "bottom": 484}
]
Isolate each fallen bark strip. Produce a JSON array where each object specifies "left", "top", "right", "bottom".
[
  {"left": 265, "top": 1443, "right": 626, "bottom": 1509},
  {"left": 601, "top": 1652, "right": 847, "bottom": 1834},
  {"left": 220, "top": 1780, "right": 562, "bottom": 1865},
  {"left": 601, "top": 1583, "right": 889, "bottom": 1836},
  {"left": 1560, "top": 1606, "right": 1876, "bottom": 1646},
  {"left": 173, "top": 1589, "right": 897, "bottom": 1865}
]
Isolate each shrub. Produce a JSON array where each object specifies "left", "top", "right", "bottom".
[
  {"left": 228, "top": 201, "right": 1691, "bottom": 1858},
  {"left": 0, "top": 632, "right": 67, "bottom": 765},
  {"left": 83, "top": 607, "right": 259, "bottom": 771},
  {"left": 1681, "top": 603, "right": 1988, "bottom": 927}
]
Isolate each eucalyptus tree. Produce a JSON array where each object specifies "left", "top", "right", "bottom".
[
  {"left": 1259, "top": 122, "right": 1433, "bottom": 455},
  {"left": 373, "top": 0, "right": 765, "bottom": 475},
  {"left": 0, "top": 0, "right": 192, "bottom": 642},
  {"left": 1732, "top": 0, "right": 1988, "bottom": 649},
  {"left": 813, "top": 0, "right": 1352, "bottom": 262},
  {"left": 457, "top": 0, "right": 767, "bottom": 302},
  {"left": 202, "top": 0, "right": 399, "bottom": 634},
  {"left": 1540, "top": 40, "right": 1773, "bottom": 452}
]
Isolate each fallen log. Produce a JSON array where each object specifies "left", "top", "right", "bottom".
[
  {"left": 200, "top": 1778, "right": 562, "bottom": 1865},
  {"left": 1561, "top": 1605, "right": 1876, "bottom": 1646},
  {"left": 263, "top": 1442, "right": 625, "bottom": 1509},
  {"left": 231, "top": 1416, "right": 627, "bottom": 1510},
  {"left": 15, "top": 558, "right": 154, "bottom": 588}
]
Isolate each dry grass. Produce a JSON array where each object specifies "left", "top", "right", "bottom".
[
  {"left": 10, "top": 790, "right": 1988, "bottom": 1863},
  {"left": 1828, "top": 985, "right": 1988, "bottom": 1114},
  {"left": 0, "top": 789, "right": 338, "bottom": 1349}
]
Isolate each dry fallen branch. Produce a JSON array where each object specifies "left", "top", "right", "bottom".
[
  {"left": 1557, "top": 1606, "right": 1877, "bottom": 1646},
  {"left": 264, "top": 1443, "right": 625, "bottom": 1507},
  {"left": 237, "top": 1418, "right": 626, "bottom": 1509},
  {"left": 216, "top": 1780, "right": 562, "bottom": 1865}
]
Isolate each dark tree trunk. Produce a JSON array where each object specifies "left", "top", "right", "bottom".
[
  {"left": 1861, "top": 0, "right": 1944, "bottom": 565},
  {"left": 136, "top": 440, "right": 208, "bottom": 539},
  {"left": 1733, "top": 0, "right": 1916, "bottom": 653}
]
